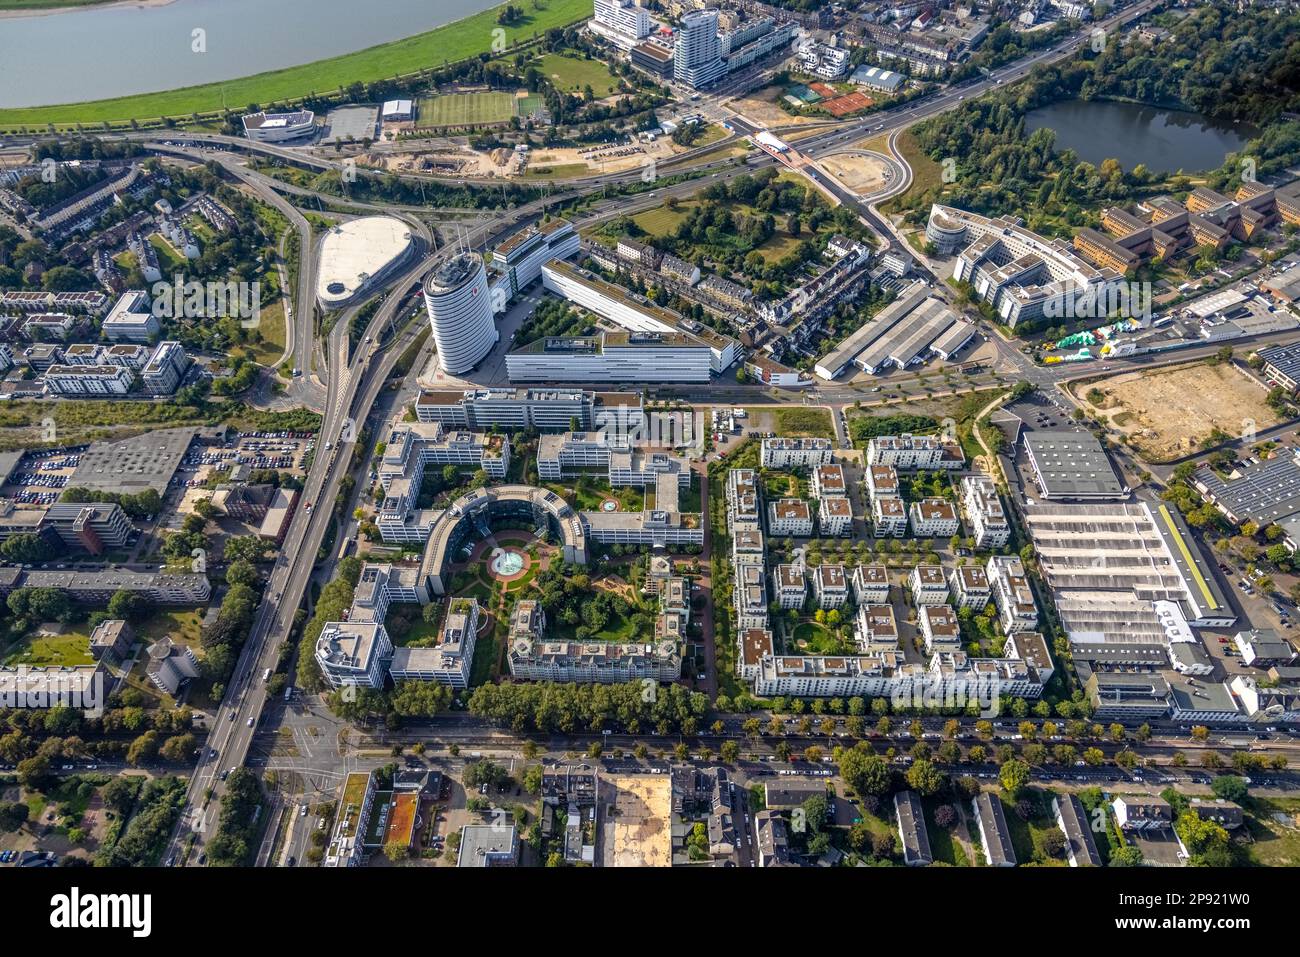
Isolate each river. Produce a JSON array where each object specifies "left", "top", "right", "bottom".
[
  {"left": 1025, "top": 99, "right": 1259, "bottom": 174},
  {"left": 0, "top": 0, "right": 503, "bottom": 109}
]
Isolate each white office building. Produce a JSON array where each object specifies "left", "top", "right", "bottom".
[
  {"left": 141, "top": 341, "right": 188, "bottom": 396},
  {"left": 591, "top": 0, "right": 652, "bottom": 49},
  {"left": 425, "top": 253, "right": 498, "bottom": 375},
  {"left": 674, "top": 9, "right": 725, "bottom": 88},
  {"left": 102, "top": 290, "right": 158, "bottom": 342}
]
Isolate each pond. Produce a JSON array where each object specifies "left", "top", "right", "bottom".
[{"left": 1025, "top": 99, "right": 1259, "bottom": 174}]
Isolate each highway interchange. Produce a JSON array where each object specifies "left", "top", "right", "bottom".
[{"left": 96, "top": 0, "right": 1282, "bottom": 864}]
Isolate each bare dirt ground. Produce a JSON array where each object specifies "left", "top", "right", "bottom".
[
  {"left": 821, "top": 152, "right": 891, "bottom": 194},
  {"left": 729, "top": 86, "right": 820, "bottom": 127},
  {"left": 1072, "top": 361, "right": 1282, "bottom": 461}
]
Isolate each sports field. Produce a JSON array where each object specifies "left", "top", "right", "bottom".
[
  {"left": 417, "top": 92, "right": 516, "bottom": 128},
  {"left": 533, "top": 53, "right": 621, "bottom": 95}
]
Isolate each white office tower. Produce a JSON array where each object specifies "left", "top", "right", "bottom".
[
  {"left": 593, "top": 0, "right": 651, "bottom": 48},
  {"left": 424, "top": 253, "right": 498, "bottom": 375},
  {"left": 674, "top": 10, "right": 725, "bottom": 89}
]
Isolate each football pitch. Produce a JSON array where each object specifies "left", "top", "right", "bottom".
[{"left": 417, "top": 92, "right": 516, "bottom": 127}]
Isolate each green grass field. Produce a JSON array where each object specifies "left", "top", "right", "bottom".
[
  {"left": 533, "top": 53, "right": 620, "bottom": 95},
  {"left": 632, "top": 201, "right": 698, "bottom": 238},
  {"left": 1, "top": 628, "right": 95, "bottom": 667},
  {"left": 0, "top": 0, "right": 589, "bottom": 129},
  {"left": 417, "top": 92, "right": 517, "bottom": 128},
  {"left": 517, "top": 94, "right": 547, "bottom": 120}
]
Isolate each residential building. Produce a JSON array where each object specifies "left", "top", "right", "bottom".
[
  {"left": 761, "top": 437, "right": 833, "bottom": 469},
  {"left": 44, "top": 364, "right": 134, "bottom": 397},
  {"left": 961, "top": 474, "right": 1009, "bottom": 548},
  {"left": 812, "top": 564, "right": 849, "bottom": 609},
  {"left": 414, "top": 387, "right": 641, "bottom": 433},
  {"left": 1052, "top": 794, "right": 1102, "bottom": 867},
  {"left": 867, "top": 433, "right": 964, "bottom": 470},
  {"left": 987, "top": 555, "right": 1038, "bottom": 634},
  {"left": 768, "top": 499, "right": 813, "bottom": 537},
  {"left": 894, "top": 790, "right": 933, "bottom": 866},
  {"left": 591, "top": 0, "right": 652, "bottom": 48},
  {"left": 88, "top": 619, "right": 133, "bottom": 662},
  {"left": 508, "top": 638, "right": 680, "bottom": 683},
  {"left": 1003, "top": 632, "right": 1055, "bottom": 686},
  {"left": 852, "top": 564, "right": 890, "bottom": 605},
  {"left": 772, "top": 563, "right": 806, "bottom": 610},
  {"left": 909, "top": 498, "right": 959, "bottom": 538},
  {"left": 909, "top": 564, "right": 949, "bottom": 607},
  {"left": 971, "top": 792, "right": 1017, "bottom": 867},
  {"left": 919, "top": 604, "right": 962, "bottom": 654},
  {"left": 324, "top": 771, "right": 375, "bottom": 867},
  {"left": 674, "top": 9, "right": 725, "bottom": 89},
  {"left": 1112, "top": 797, "right": 1173, "bottom": 831},
  {"left": 949, "top": 564, "right": 991, "bottom": 611},
  {"left": 1234, "top": 628, "right": 1296, "bottom": 668},
  {"left": 855, "top": 604, "right": 899, "bottom": 652},
  {"left": 818, "top": 495, "right": 853, "bottom": 536},
  {"left": 872, "top": 495, "right": 907, "bottom": 537},
  {"left": 140, "top": 341, "right": 188, "bottom": 396}
]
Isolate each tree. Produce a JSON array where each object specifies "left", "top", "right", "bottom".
[
  {"left": 999, "top": 758, "right": 1031, "bottom": 798},
  {"left": 839, "top": 747, "right": 891, "bottom": 797},
  {"left": 1040, "top": 826, "right": 1068, "bottom": 859},
  {"left": 1109, "top": 845, "right": 1144, "bottom": 867},
  {"left": 384, "top": 842, "right": 410, "bottom": 863},
  {"left": 522, "top": 765, "right": 543, "bottom": 795},
  {"left": 905, "top": 758, "right": 945, "bottom": 797},
  {"left": 107, "top": 589, "right": 151, "bottom": 622},
  {"left": 16, "top": 755, "right": 52, "bottom": 789},
  {"left": 1210, "top": 774, "right": 1249, "bottom": 803},
  {"left": 0, "top": 802, "right": 29, "bottom": 832}
]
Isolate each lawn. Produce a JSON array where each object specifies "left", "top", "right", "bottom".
[
  {"left": 771, "top": 406, "right": 834, "bottom": 438},
  {"left": 241, "top": 298, "right": 288, "bottom": 367},
  {"left": 923, "top": 797, "right": 970, "bottom": 866},
  {"left": 790, "top": 621, "right": 849, "bottom": 655},
  {"left": 1, "top": 626, "right": 94, "bottom": 667},
  {"left": 0, "top": 0, "right": 590, "bottom": 129},
  {"left": 754, "top": 233, "right": 805, "bottom": 263},
  {"left": 1000, "top": 790, "right": 1067, "bottom": 866},
  {"left": 880, "top": 129, "right": 945, "bottom": 216},
  {"left": 533, "top": 53, "right": 620, "bottom": 95},
  {"left": 632, "top": 201, "right": 698, "bottom": 238},
  {"left": 416, "top": 92, "right": 517, "bottom": 128},
  {"left": 523, "top": 163, "right": 591, "bottom": 180},
  {"left": 1245, "top": 798, "right": 1300, "bottom": 866}
]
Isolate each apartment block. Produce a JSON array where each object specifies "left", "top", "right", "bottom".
[
  {"left": 772, "top": 563, "right": 807, "bottom": 610},
  {"left": 987, "top": 555, "right": 1039, "bottom": 635},
  {"left": 909, "top": 564, "right": 950, "bottom": 607},
  {"left": 760, "top": 436, "right": 833, "bottom": 469},
  {"left": 909, "top": 498, "right": 960, "bottom": 538},
  {"left": 872, "top": 495, "right": 907, "bottom": 537},
  {"left": 961, "top": 474, "right": 1009, "bottom": 548},
  {"left": 852, "top": 564, "right": 890, "bottom": 605},
  {"left": 812, "top": 564, "right": 849, "bottom": 609},
  {"left": 768, "top": 499, "right": 813, "bottom": 537},
  {"left": 949, "top": 564, "right": 992, "bottom": 611},
  {"left": 919, "top": 604, "right": 962, "bottom": 654}
]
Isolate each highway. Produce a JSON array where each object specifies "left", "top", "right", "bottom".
[{"left": 147, "top": 0, "right": 1182, "bottom": 864}]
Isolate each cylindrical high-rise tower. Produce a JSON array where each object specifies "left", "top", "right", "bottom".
[{"left": 423, "top": 253, "right": 497, "bottom": 375}]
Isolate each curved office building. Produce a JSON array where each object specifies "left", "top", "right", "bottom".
[{"left": 424, "top": 253, "right": 497, "bottom": 375}]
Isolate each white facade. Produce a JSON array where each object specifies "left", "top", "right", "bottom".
[
  {"left": 242, "top": 110, "right": 316, "bottom": 142},
  {"left": 425, "top": 254, "right": 498, "bottom": 375},
  {"left": 44, "top": 364, "right": 134, "bottom": 396},
  {"left": 768, "top": 499, "right": 813, "bottom": 537},
  {"left": 760, "top": 437, "right": 833, "bottom": 469},
  {"left": 962, "top": 474, "right": 1009, "bottom": 548},
  {"left": 141, "top": 341, "right": 188, "bottom": 395},
  {"left": 909, "top": 565, "right": 950, "bottom": 607},
  {"left": 988, "top": 555, "right": 1039, "bottom": 635},
  {"left": 909, "top": 498, "right": 960, "bottom": 538},
  {"left": 674, "top": 9, "right": 725, "bottom": 88}
]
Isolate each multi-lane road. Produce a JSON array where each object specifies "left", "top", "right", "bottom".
[{"left": 151, "top": 0, "right": 1186, "bottom": 863}]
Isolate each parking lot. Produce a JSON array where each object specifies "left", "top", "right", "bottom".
[{"left": 0, "top": 446, "right": 85, "bottom": 506}]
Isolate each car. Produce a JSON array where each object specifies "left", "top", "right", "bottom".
[
  {"left": 247, "top": 717, "right": 255, "bottom": 728},
  {"left": 220, "top": 769, "right": 230, "bottom": 781},
  {"left": 300, "top": 805, "right": 308, "bottom": 817},
  {"left": 285, "top": 856, "right": 296, "bottom": 867}
]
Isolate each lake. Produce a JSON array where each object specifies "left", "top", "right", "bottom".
[
  {"left": 1025, "top": 99, "right": 1259, "bottom": 174},
  {"left": 0, "top": 0, "right": 502, "bottom": 109}
]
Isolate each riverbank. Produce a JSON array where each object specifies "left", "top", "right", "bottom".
[
  {"left": 0, "top": 0, "right": 174, "bottom": 18},
  {"left": 0, "top": 0, "right": 588, "bottom": 129}
]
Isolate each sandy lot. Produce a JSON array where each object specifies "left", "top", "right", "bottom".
[
  {"left": 820, "top": 152, "right": 891, "bottom": 194},
  {"left": 730, "top": 85, "right": 820, "bottom": 127},
  {"left": 1073, "top": 361, "right": 1281, "bottom": 461}
]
